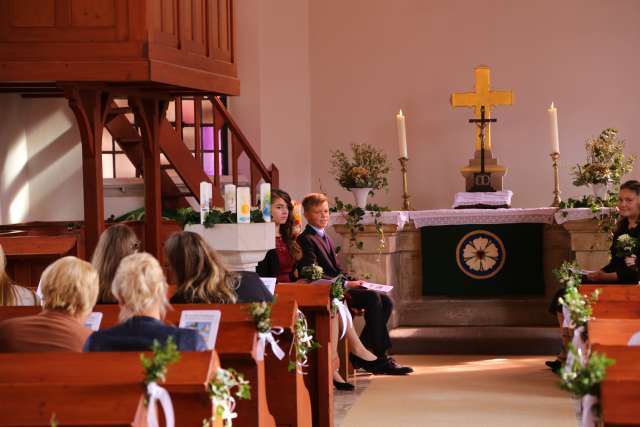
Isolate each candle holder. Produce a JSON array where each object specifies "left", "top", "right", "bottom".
[
  {"left": 550, "top": 152, "right": 562, "bottom": 207},
  {"left": 398, "top": 157, "right": 412, "bottom": 210}
]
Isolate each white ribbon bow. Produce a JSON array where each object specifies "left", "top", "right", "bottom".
[
  {"left": 562, "top": 305, "right": 572, "bottom": 328},
  {"left": 333, "top": 298, "right": 353, "bottom": 340},
  {"left": 256, "top": 327, "right": 285, "bottom": 361},
  {"left": 146, "top": 382, "right": 175, "bottom": 427},
  {"left": 563, "top": 325, "right": 587, "bottom": 375},
  {"left": 212, "top": 396, "right": 238, "bottom": 427},
  {"left": 581, "top": 393, "right": 598, "bottom": 427}
]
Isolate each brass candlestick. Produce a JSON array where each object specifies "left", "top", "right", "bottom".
[
  {"left": 550, "top": 152, "right": 562, "bottom": 207},
  {"left": 398, "top": 157, "right": 412, "bottom": 210}
]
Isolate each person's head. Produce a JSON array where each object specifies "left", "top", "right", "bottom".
[
  {"left": 272, "top": 189, "right": 302, "bottom": 261},
  {"left": 164, "top": 232, "right": 238, "bottom": 304},
  {"left": 40, "top": 256, "right": 99, "bottom": 321},
  {"left": 91, "top": 224, "right": 140, "bottom": 303},
  {"left": 302, "top": 193, "right": 330, "bottom": 229},
  {"left": 0, "top": 244, "right": 17, "bottom": 306},
  {"left": 618, "top": 180, "right": 640, "bottom": 219},
  {"left": 111, "top": 252, "right": 168, "bottom": 322}
]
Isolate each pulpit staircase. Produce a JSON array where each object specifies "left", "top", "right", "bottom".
[{"left": 104, "top": 96, "right": 279, "bottom": 209}]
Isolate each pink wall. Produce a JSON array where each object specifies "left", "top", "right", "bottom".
[{"left": 308, "top": 0, "right": 640, "bottom": 209}]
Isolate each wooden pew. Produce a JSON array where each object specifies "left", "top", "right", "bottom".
[
  {"left": 276, "top": 283, "right": 333, "bottom": 427},
  {"left": 581, "top": 284, "right": 640, "bottom": 302},
  {"left": 0, "top": 351, "right": 223, "bottom": 427},
  {"left": 588, "top": 319, "right": 640, "bottom": 346},
  {"left": 589, "top": 345, "right": 640, "bottom": 426},
  {"left": 592, "top": 301, "right": 640, "bottom": 319}
]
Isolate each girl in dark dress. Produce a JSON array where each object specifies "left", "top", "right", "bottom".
[{"left": 165, "top": 231, "right": 272, "bottom": 304}]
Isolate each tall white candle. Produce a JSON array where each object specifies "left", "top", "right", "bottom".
[
  {"left": 236, "top": 187, "right": 251, "bottom": 224},
  {"left": 396, "top": 110, "right": 408, "bottom": 158},
  {"left": 260, "top": 183, "right": 271, "bottom": 223},
  {"left": 224, "top": 184, "right": 236, "bottom": 213},
  {"left": 199, "top": 181, "right": 212, "bottom": 224},
  {"left": 548, "top": 102, "right": 560, "bottom": 154}
]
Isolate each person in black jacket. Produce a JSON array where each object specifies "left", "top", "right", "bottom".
[
  {"left": 84, "top": 252, "right": 206, "bottom": 352},
  {"left": 297, "top": 193, "right": 412, "bottom": 375},
  {"left": 165, "top": 231, "right": 272, "bottom": 304}
]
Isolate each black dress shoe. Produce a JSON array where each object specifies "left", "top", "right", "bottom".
[
  {"left": 380, "top": 357, "right": 413, "bottom": 375},
  {"left": 545, "top": 359, "right": 562, "bottom": 373},
  {"left": 333, "top": 380, "right": 355, "bottom": 391},
  {"left": 349, "top": 353, "right": 389, "bottom": 374}
]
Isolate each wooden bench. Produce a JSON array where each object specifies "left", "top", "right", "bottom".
[
  {"left": 0, "top": 351, "right": 223, "bottom": 427},
  {"left": 581, "top": 284, "right": 640, "bottom": 302},
  {"left": 591, "top": 301, "right": 640, "bottom": 319},
  {"left": 589, "top": 345, "right": 640, "bottom": 427},
  {"left": 588, "top": 319, "right": 640, "bottom": 346},
  {"left": 276, "top": 283, "right": 333, "bottom": 427}
]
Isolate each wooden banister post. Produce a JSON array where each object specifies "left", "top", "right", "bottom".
[
  {"left": 63, "top": 86, "right": 113, "bottom": 260},
  {"left": 270, "top": 164, "right": 279, "bottom": 189},
  {"left": 129, "top": 96, "right": 169, "bottom": 261}
]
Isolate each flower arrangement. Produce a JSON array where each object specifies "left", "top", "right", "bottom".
[
  {"left": 247, "top": 301, "right": 273, "bottom": 333},
  {"left": 614, "top": 233, "right": 639, "bottom": 258},
  {"left": 329, "top": 143, "right": 391, "bottom": 191},
  {"left": 553, "top": 261, "right": 583, "bottom": 289},
  {"left": 299, "top": 264, "right": 324, "bottom": 281},
  {"left": 331, "top": 274, "right": 347, "bottom": 307},
  {"left": 140, "top": 337, "right": 180, "bottom": 389},
  {"left": 176, "top": 207, "right": 265, "bottom": 229},
  {"left": 558, "top": 286, "right": 601, "bottom": 328},
  {"left": 560, "top": 347, "right": 615, "bottom": 397},
  {"left": 288, "top": 310, "right": 320, "bottom": 373},
  {"left": 571, "top": 128, "right": 634, "bottom": 187},
  {"left": 203, "top": 368, "right": 251, "bottom": 427}
]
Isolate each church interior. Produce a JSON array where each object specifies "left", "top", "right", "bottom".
[{"left": 0, "top": 0, "right": 639, "bottom": 426}]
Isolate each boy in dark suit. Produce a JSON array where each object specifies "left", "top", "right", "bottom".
[{"left": 297, "top": 193, "right": 412, "bottom": 375}]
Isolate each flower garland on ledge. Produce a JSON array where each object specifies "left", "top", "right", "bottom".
[
  {"left": 203, "top": 368, "right": 251, "bottom": 427},
  {"left": 140, "top": 337, "right": 180, "bottom": 427},
  {"left": 176, "top": 207, "right": 264, "bottom": 229}
]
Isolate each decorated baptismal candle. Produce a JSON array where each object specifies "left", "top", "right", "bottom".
[
  {"left": 224, "top": 184, "right": 236, "bottom": 213},
  {"left": 260, "top": 183, "right": 271, "bottom": 222},
  {"left": 199, "top": 181, "right": 212, "bottom": 224},
  {"left": 237, "top": 187, "right": 251, "bottom": 224},
  {"left": 292, "top": 200, "right": 303, "bottom": 234}
]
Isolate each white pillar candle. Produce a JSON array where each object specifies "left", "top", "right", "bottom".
[
  {"left": 396, "top": 109, "right": 408, "bottom": 158},
  {"left": 548, "top": 102, "right": 560, "bottom": 154},
  {"left": 199, "top": 181, "right": 212, "bottom": 224},
  {"left": 236, "top": 187, "right": 251, "bottom": 224},
  {"left": 259, "top": 183, "right": 271, "bottom": 223},
  {"left": 224, "top": 184, "right": 236, "bottom": 213}
]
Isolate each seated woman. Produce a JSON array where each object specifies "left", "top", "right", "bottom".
[
  {"left": 91, "top": 223, "right": 141, "bottom": 304},
  {"left": 0, "top": 256, "right": 98, "bottom": 352},
  {"left": 546, "top": 180, "right": 640, "bottom": 371},
  {"left": 256, "top": 189, "right": 391, "bottom": 390},
  {"left": 165, "top": 231, "right": 273, "bottom": 304},
  {"left": 84, "top": 252, "right": 206, "bottom": 352},
  {"left": 587, "top": 179, "right": 640, "bottom": 283},
  {"left": 0, "top": 243, "right": 38, "bottom": 306}
]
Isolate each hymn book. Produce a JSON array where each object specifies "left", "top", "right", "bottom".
[{"left": 179, "top": 310, "right": 222, "bottom": 350}]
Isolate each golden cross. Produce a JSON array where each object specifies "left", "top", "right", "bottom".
[{"left": 450, "top": 65, "right": 513, "bottom": 151}]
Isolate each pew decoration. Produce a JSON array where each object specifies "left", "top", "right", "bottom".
[
  {"left": 288, "top": 309, "right": 321, "bottom": 374},
  {"left": 248, "top": 301, "right": 285, "bottom": 361},
  {"left": 331, "top": 275, "right": 353, "bottom": 339},
  {"left": 140, "top": 337, "right": 180, "bottom": 427},
  {"left": 560, "top": 348, "right": 615, "bottom": 427},
  {"left": 299, "top": 264, "right": 324, "bottom": 281},
  {"left": 203, "top": 368, "right": 251, "bottom": 427},
  {"left": 176, "top": 206, "right": 265, "bottom": 229}
]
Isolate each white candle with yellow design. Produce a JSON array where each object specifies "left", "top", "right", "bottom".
[
  {"left": 259, "top": 183, "right": 271, "bottom": 222},
  {"left": 199, "top": 181, "right": 212, "bottom": 224},
  {"left": 237, "top": 187, "right": 251, "bottom": 224}
]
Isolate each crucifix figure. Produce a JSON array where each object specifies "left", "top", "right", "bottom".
[
  {"left": 469, "top": 105, "right": 496, "bottom": 192},
  {"left": 451, "top": 65, "right": 513, "bottom": 191}
]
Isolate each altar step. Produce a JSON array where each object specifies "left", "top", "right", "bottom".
[
  {"left": 390, "top": 326, "right": 561, "bottom": 355},
  {"left": 395, "top": 296, "right": 557, "bottom": 327}
]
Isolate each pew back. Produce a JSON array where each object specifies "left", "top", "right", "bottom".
[
  {"left": 581, "top": 284, "right": 640, "bottom": 302},
  {"left": 588, "top": 319, "right": 640, "bottom": 346}
]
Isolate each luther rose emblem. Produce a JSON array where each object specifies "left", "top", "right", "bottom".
[{"left": 455, "top": 230, "right": 506, "bottom": 280}]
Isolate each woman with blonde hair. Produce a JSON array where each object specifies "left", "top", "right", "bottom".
[
  {"left": 165, "top": 231, "right": 272, "bottom": 304},
  {"left": 84, "top": 252, "right": 206, "bottom": 352},
  {"left": 91, "top": 223, "right": 140, "bottom": 303},
  {"left": 0, "top": 256, "right": 98, "bottom": 352},
  {"left": 0, "top": 243, "right": 37, "bottom": 306}
]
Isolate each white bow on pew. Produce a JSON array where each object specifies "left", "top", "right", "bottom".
[
  {"left": 256, "top": 327, "right": 285, "bottom": 361},
  {"left": 333, "top": 298, "right": 353, "bottom": 340},
  {"left": 146, "top": 382, "right": 175, "bottom": 427}
]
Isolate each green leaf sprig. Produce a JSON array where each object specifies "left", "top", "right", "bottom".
[
  {"left": 300, "top": 264, "right": 324, "bottom": 281},
  {"left": 560, "top": 347, "right": 615, "bottom": 398},
  {"left": 558, "top": 286, "right": 601, "bottom": 328},
  {"left": 247, "top": 301, "right": 273, "bottom": 333},
  {"left": 203, "top": 368, "right": 251, "bottom": 427},
  {"left": 287, "top": 310, "right": 321, "bottom": 373}
]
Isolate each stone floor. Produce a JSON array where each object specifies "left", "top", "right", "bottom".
[{"left": 334, "top": 372, "right": 372, "bottom": 427}]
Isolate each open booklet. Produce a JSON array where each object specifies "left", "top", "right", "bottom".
[
  {"left": 260, "top": 277, "right": 277, "bottom": 295},
  {"left": 179, "top": 310, "right": 222, "bottom": 350},
  {"left": 84, "top": 312, "right": 103, "bottom": 331},
  {"left": 569, "top": 267, "right": 595, "bottom": 276}
]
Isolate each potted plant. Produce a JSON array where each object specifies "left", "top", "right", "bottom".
[
  {"left": 571, "top": 128, "right": 634, "bottom": 199},
  {"left": 329, "top": 143, "right": 390, "bottom": 208}
]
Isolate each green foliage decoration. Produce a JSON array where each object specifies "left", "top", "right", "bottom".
[
  {"left": 560, "top": 347, "right": 615, "bottom": 398},
  {"left": 203, "top": 368, "right": 251, "bottom": 427},
  {"left": 329, "top": 143, "right": 391, "bottom": 190}
]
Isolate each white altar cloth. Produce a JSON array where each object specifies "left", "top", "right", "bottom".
[
  {"left": 330, "top": 211, "right": 410, "bottom": 230},
  {"left": 554, "top": 207, "right": 615, "bottom": 224}
]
